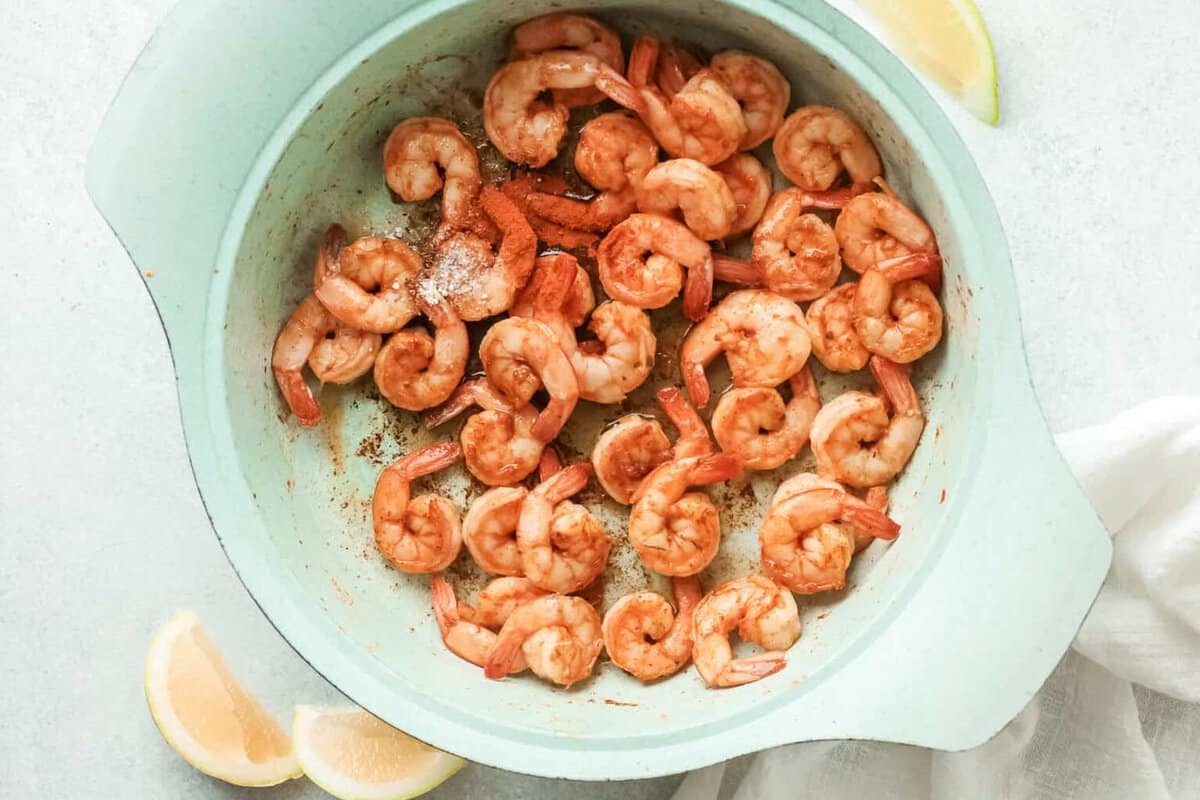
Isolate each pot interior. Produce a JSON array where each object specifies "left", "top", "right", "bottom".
[{"left": 220, "top": 0, "right": 980, "bottom": 748}]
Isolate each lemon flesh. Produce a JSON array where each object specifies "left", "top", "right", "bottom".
[{"left": 860, "top": 0, "right": 1000, "bottom": 124}]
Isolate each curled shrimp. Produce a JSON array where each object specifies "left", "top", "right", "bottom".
[
  {"left": 711, "top": 367, "right": 822, "bottom": 470},
  {"left": 853, "top": 252, "right": 944, "bottom": 363},
  {"left": 373, "top": 295, "right": 467, "bottom": 411},
  {"left": 382, "top": 117, "right": 480, "bottom": 231},
  {"left": 637, "top": 158, "right": 738, "bottom": 241},
  {"left": 628, "top": 453, "right": 743, "bottom": 576},
  {"left": 517, "top": 463, "right": 610, "bottom": 593},
  {"left": 760, "top": 473, "right": 900, "bottom": 593},
  {"left": 713, "top": 154, "right": 772, "bottom": 237},
  {"left": 426, "top": 378, "right": 545, "bottom": 487},
  {"left": 810, "top": 356, "right": 925, "bottom": 488},
  {"left": 313, "top": 224, "right": 420, "bottom": 334},
  {"left": 512, "top": 13, "right": 625, "bottom": 107},
  {"left": 431, "top": 574, "right": 529, "bottom": 673},
  {"left": 597, "top": 213, "right": 714, "bottom": 321},
  {"left": 709, "top": 52, "right": 791, "bottom": 150},
  {"left": 773, "top": 106, "right": 882, "bottom": 193},
  {"left": 571, "top": 302, "right": 656, "bottom": 403},
  {"left": 691, "top": 575, "right": 801, "bottom": 688},
  {"left": 771, "top": 474, "right": 888, "bottom": 555},
  {"left": 372, "top": 442, "right": 463, "bottom": 573},
  {"left": 835, "top": 185, "right": 939, "bottom": 274},
  {"left": 473, "top": 576, "right": 550, "bottom": 629},
  {"left": 526, "top": 111, "right": 659, "bottom": 233},
  {"left": 479, "top": 316, "right": 579, "bottom": 442},
  {"left": 462, "top": 486, "right": 527, "bottom": 576},
  {"left": 484, "top": 594, "right": 604, "bottom": 687},
  {"left": 603, "top": 576, "right": 702, "bottom": 682},
  {"left": 616, "top": 37, "right": 746, "bottom": 166},
  {"left": 424, "top": 186, "right": 536, "bottom": 321},
  {"left": 679, "top": 289, "right": 811, "bottom": 408},
  {"left": 272, "top": 295, "right": 380, "bottom": 425},
  {"left": 806, "top": 283, "right": 869, "bottom": 373},
  {"left": 484, "top": 52, "right": 637, "bottom": 167}
]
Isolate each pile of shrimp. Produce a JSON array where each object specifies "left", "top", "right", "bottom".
[{"left": 271, "top": 13, "right": 946, "bottom": 691}]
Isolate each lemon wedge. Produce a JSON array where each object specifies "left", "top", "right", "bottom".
[
  {"left": 144, "top": 612, "right": 302, "bottom": 787},
  {"left": 859, "top": 0, "right": 1000, "bottom": 124},
  {"left": 293, "top": 706, "right": 466, "bottom": 800}
]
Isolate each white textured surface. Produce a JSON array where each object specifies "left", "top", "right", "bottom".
[{"left": 1, "top": 0, "right": 1197, "bottom": 798}]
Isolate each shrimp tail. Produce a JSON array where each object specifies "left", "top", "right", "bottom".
[
  {"left": 690, "top": 453, "right": 743, "bottom": 485},
  {"left": 712, "top": 254, "right": 764, "bottom": 286},
  {"left": 484, "top": 634, "right": 522, "bottom": 679},
  {"left": 594, "top": 65, "right": 647, "bottom": 114},
  {"left": 671, "top": 575, "right": 703, "bottom": 614},
  {"left": 538, "top": 462, "right": 592, "bottom": 504},
  {"left": 274, "top": 369, "right": 322, "bottom": 426},
  {"left": 801, "top": 186, "right": 859, "bottom": 210},
  {"left": 789, "top": 366, "right": 820, "bottom": 403},
  {"left": 656, "top": 386, "right": 709, "bottom": 447},
  {"left": 538, "top": 446, "right": 564, "bottom": 481},
  {"left": 681, "top": 253, "right": 714, "bottom": 322},
  {"left": 876, "top": 251, "right": 942, "bottom": 287},
  {"left": 841, "top": 501, "right": 901, "bottom": 541},
  {"left": 430, "top": 574, "right": 459, "bottom": 636},
  {"left": 864, "top": 485, "right": 889, "bottom": 512},
  {"left": 713, "top": 651, "right": 787, "bottom": 687},
  {"left": 627, "top": 36, "right": 659, "bottom": 88},
  {"left": 397, "top": 441, "right": 463, "bottom": 478},
  {"left": 869, "top": 356, "right": 920, "bottom": 415},
  {"left": 683, "top": 360, "right": 711, "bottom": 408}
]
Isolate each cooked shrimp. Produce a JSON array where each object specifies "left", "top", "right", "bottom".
[
  {"left": 512, "top": 13, "right": 625, "bottom": 107},
  {"left": 691, "top": 575, "right": 801, "bottom": 687},
  {"left": 749, "top": 188, "right": 848, "bottom": 301},
  {"left": 511, "top": 256, "right": 595, "bottom": 329},
  {"left": 679, "top": 289, "right": 811, "bottom": 407},
  {"left": 517, "top": 463, "right": 611, "bottom": 593},
  {"left": 709, "top": 52, "right": 790, "bottom": 150},
  {"left": 526, "top": 111, "right": 659, "bottom": 232},
  {"left": 382, "top": 117, "right": 480, "bottom": 230},
  {"left": 462, "top": 486, "right": 527, "bottom": 576},
  {"left": 771, "top": 474, "right": 889, "bottom": 555},
  {"left": 711, "top": 367, "right": 821, "bottom": 470},
  {"left": 628, "top": 453, "right": 742, "bottom": 576},
  {"left": 431, "top": 574, "right": 529, "bottom": 673},
  {"left": 835, "top": 186, "right": 938, "bottom": 274},
  {"left": 425, "top": 186, "right": 536, "bottom": 321},
  {"left": 473, "top": 576, "right": 550, "bottom": 629},
  {"left": 372, "top": 442, "right": 463, "bottom": 573},
  {"left": 810, "top": 356, "right": 925, "bottom": 487},
  {"left": 806, "top": 283, "right": 869, "bottom": 373},
  {"left": 597, "top": 213, "right": 714, "bottom": 321},
  {"left": 713, "top": 154, "right": 772, "bottom": 236},
  {"left": 773, "top": 106, "right": 882, "bottom": 192},
  {"left": 603, "top": 576, "right": 702, "bottom": 681},
  {"left": 760, "top": 473, "right": 900, "bottom": 593},
  {"left": 312, "top": 224, "right": 420, "bottom": 334},
  {"left": 651, "top": 43, "right": 702, "bottom": 96},
  {"left": 499, "top": 173, "right": 600, "bottom": 251},
  {"left": 426, "top": 378, "right": 545, "bottom": 486},
  {"left": 373, "top": 295, "right": 467, "bottom": 411},
  {"left": 853, "top": 252, "right": 944, "bottom": 363},
  {"left": 484, "top": 594, "right": 604, "bottom": 687},
  {"left": 484, "top": 52, "right": 638, "bottom": 167},
  {"left": 571, "top": 302, "right": 656, "bottom": 403},
  {"left": 637, "top": 158, "right": 738, "bottom": 241},
  {"left": 479, "top": 316, "right": 579, "bottom": 442},
  {"left": 272, "top": 295, "right": 379, "bottom": 425},
  {"left": 617, "top": 37, "right": 746, "bottom": 165},
  {"left": 591, "top": 416, "right": 672, "bottom": 505}
]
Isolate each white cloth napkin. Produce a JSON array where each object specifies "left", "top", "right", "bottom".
[{"left": 674, "top": 398, "right": 1200, "bottom": 800}]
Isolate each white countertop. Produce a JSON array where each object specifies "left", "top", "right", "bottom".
[{"left": 2, "top": 0, "right": 1197, "bottom": 797}]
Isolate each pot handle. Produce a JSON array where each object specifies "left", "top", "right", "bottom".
[{"left": 85, "top": 0, "right": 413, "bottom": 343}]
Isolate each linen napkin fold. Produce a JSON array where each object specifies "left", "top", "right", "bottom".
[{"left": 674, "top": 398, "right": 1200, "bottom": 800}]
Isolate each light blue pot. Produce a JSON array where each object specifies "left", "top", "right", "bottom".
[{"left": 87, "top": 0, "right": 1111, "bottom": 780}]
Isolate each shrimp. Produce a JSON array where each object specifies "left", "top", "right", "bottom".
[
  {"left": 526, "top": 111, "right": 659, "bottom": 233},
  {"left": 473, "top": 576, "right": 550, "bottom": 629},
  {"left": 571, "top": 302, "right": 657, "bottom": 403},
  {"left": 479, "top": 316, "right": 579, "bottom": 442},
  {"left": 372, "top": 442, "right": 463, "bottom": 573},
  {"left": 431, "top": 574, "right": 528, "bottom": 673},
  {"left": 628, "top": 453, "right": 743, "bottom": 576},
  {"left": 805, "top": 283, "right": 869, "bottom": 373},
  {"left": 651, "top": 43, "right": 702, "bottom": 96},
  {"left": 617, "top": 37, "right": 746, "bottom": 165},
  {"left": 498, "top": 173, "right": 600, "bottom": 251},
  {"left": 272, "top": 295, "right": 379, "bottom": 425},
  {"left": 312, "top": 224, "right": 420, "bottom": 334},
  {"left": 484, "top": 594, "right": 604, "bottom": 687},
  {"left": 591, "top": 416, "right": 672, "bottom": 505},
  {"left": 424, "top": 186, "right": 536, "bottom": 321},
  {"left": 462, "top": 486, "right": 527, "bottom": 576},
  {"left": 597, "top": 213, "right": 715, "bottom": 321},
  {"left": 691, "top": 575, "right": 801, "bottom": 688},
  {"left": 603, "top": 576, "right": 702, "bottom": 682},
  {"left": 426, "top": 378, "right": 545, "bottom": 486},
  {"left": 810, "top": 356, "right": 925, "bottom": 487},
  {"left": 713, "top": 154, "right": 772, "bottom": 237},
  {"left": 517, "top": 463, "right": 611, "bottom": 593},
  {"left": 773, "top": 106, "right": 882, "bottom": 193},
  {"left": 511, "top": 256, "right": 595, "bottom": 329},
  {"left": 656, "top": 385, "right": 713, "bottom": 459},
  {"left": 637, "top": 158, "right": 738, "bottom": 241},
  {"left": 709, "top": 52, "right": 791, "bottom": 150},
  {"left": 834, "top": 185, "right": 938, "bottom": 274},
  {"left": 679, "top": 289, "right": 811, "bottom": 408},
  {"left": 512, "top": 13, "right": 625, "bottom": 107},
  {"left": 382, "top": 117, "right": 480, "bottom": 231},
  {"left": 749, "top": 188, "right": 849, "bottom": 301},
  {"left": 772, "top": 474, "right": 889, "bottom": 555},
  {"left": 711, "top": 367, "right": 821, "bottom": 470},
  {"left": 759, "top": 473, "right": 900, "bottom": 593},
  {"left": 853, "top": 252, "right": 944, "bottom": 363},
  {"left": 484, "top": 51, "right": 638, "bottom": 167},
  {"left": 373, "top": 295, "right": 467, "bottom": 411}
]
